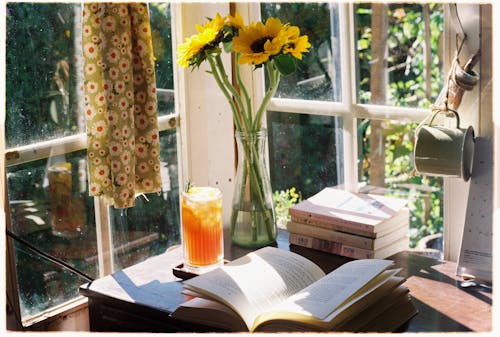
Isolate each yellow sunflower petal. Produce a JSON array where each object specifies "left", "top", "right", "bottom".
[
  {"left": 264, "top": 17, "right": 285, "bottom": 37},
  {"left": 227, "top": 12, "right": 244, "bottom": 29},
  {"left": 264, "top": 33, "right": 287, "bottom": 56},
  {"left": 177, "top": 13, "right": 226, "bottom": 67},
  {"left": 239, "top": 52, "right": 269, "bottom": 65},
  {"left": 285, "top": 26, "right": 300, "bottom": 40}
]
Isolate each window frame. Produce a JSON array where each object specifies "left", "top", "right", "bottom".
[{"left": 3, "top": 3, "right": 180, "bottom": 328}]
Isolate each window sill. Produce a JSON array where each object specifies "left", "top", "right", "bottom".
[{"left": 22, "top": 296, "right": 88, "bottom": 331}]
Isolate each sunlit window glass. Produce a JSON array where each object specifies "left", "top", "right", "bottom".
[
  {"left": 267, "top": 111, "right": 342, "bottom": 228},
  {"left": 358, "top": 120, "right": 443, "bottom": 252},
  {"left": 110, "top": 129, "right": 180, "bottom": 270},
  {"left": 7, "top": 150, "right": 97, "bottom": 318},
  {"left": 6, "top": 3, "right": 84, "bottom": 147},
  {"left": 261, "top": 3, "right": 341, "bottom": 101},
  {"left": 356, "top": 3, "right": 444, "bottom": 107},
  {"left": 150, "top": 3, "right": 175, "bottom": 116}
]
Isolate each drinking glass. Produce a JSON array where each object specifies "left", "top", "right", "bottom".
[
  {"left": 181, "top": 186, "right": 223, "bottom": 273},
  {"left": 48, "top": 162, "right": 86, "bottom": 238}
]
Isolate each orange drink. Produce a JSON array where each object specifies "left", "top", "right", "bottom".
[
  {"left": 181, "top": 187, "right": 223, "bottom": 272},
  {"left": 48, "top": 162, "right": 86, "bottom": 238}
]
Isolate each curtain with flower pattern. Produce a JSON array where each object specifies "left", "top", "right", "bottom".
[{"left": 82, "top": 3, "right": 161, "bottom": 208}]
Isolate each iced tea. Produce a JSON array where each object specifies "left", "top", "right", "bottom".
[
  {"left": 48, "top": 162, "right": 86, "bottom": 238},
  {"left": 181, "top": 187, "right": 223, "bottom": 272}
]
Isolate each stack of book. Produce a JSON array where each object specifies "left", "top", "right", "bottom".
[{"left": 288, "top": 187, "right": 410, "bottom": 259}]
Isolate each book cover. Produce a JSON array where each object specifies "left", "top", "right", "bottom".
[
  {"left": 287, "top": 219, "right": 409, "bottom": 250},
  {"left": 289, "top": 233, "right": 409, "bottom": 259},
  {"left": 289, "top": 187, "right": 408, "bottom": 236}
]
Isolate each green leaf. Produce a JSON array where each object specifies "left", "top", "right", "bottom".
[
  {"left": 274, "top": 54, "right": 296, "bottom": 76},
  {"left": 223, "top": 41, "right": 233, "bottom": 53}
]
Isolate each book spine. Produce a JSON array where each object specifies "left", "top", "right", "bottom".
[
  {"left": 287, "top": 221, "right": 375, "bottom": 249},
  {"left": 289, "top": 215, "right": 376, "bottom": 238},
  {"left": 289, "top": 233, "right": 376, "bottom": 259},
  {"left": 289, "top": 208, "right": 375, "bottom": 234}
]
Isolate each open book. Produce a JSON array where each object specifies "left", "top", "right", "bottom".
[{"left": 171, "top": 247, "right": 417, "bottom": 332}]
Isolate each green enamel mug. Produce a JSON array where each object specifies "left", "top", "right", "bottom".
[{"left": 414, "top": 109, "right": 475, "bottom": 181}]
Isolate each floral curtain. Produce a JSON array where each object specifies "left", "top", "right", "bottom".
[{"left": 82, "top": 3, "right": 161, "bottom": 208}]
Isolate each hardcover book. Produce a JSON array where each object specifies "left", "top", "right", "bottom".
[
  {"left": 287, "top": 219, "right": 409, "bottom": 250},
  {"left": 171, "top": 246, "right": 417, "bottom": 332},
  {"left": 289, "top": 233, "right": 410, "bottom": 259}
]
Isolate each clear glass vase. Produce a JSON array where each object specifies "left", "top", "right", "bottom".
[{"left": 231, "top": 130, "right": 276, "bottom": 248}]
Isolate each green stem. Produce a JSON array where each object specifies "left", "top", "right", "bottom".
[
  {"left": 206, "top": 55, "right": 243, "bottom": 132},
  {"left": 231, "top": 131, "right": 274, "bottom": 242},
  {"left": 235, "top": 53, "right": 253, "bottom": 123},
  {"left": 252, "top": 62, "right": 280, "bottom": 132},
  {"left": 214, "top": 54, "right": 252, "bottom": 134},
  {"left": 246, "top": 135, "right": 274, "bottom": 241}
]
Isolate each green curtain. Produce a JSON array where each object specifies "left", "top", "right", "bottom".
[{"left": 82, "top": 3, "right": 161, "bottom": 208}]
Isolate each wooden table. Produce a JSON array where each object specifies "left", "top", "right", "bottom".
[{"left": 79, "top": 230, "right": 492, "bottom": 332}]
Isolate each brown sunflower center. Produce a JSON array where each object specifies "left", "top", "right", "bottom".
[{"left": 250, "top": 36, "right": 273, "bottom": 53}]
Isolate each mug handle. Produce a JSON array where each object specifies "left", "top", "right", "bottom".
[{"left": 428, "top": 108, "right": 461, "bottom": 129}]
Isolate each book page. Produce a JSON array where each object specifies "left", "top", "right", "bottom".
[
  {"left": 172, "top": 297, "right": 247, "bottom": 331},
  {"left": 258, "top": 259, "right": 394, "bottom": 322},
  {"left": 183, "top": 246, "right": 325, "bottom": 330}
]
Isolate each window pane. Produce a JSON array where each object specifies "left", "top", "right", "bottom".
[
  {"left": 6, "top": 3, "right": 83, "bottom": 148},
  {"left": 358, "top": 120, "right": 443, "bottom": 254},
  {"left": 7, "top": 150, "right": 97, "bottom": 319},
  {"left": 356, "top": 3, "right": 444, "bottom": 107},
  {"left": 150, "top": 3, "right": 175, "bottom": 116},
  {"left": 110, "top": 129, "right": 180, "bottom": 270},
  {"left": 267, "top": 110, "right": 342, "bottom": 200},
  {"left": 261, "top": 3, "right": 341, "bottom": 101}
]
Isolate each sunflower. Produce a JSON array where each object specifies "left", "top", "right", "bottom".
[
  {"left": 177, "top": 35, "right": 205, "bottom": 67},
  {"left": 283, "top": 26, "right": 311, "bottom": 60},
  {"left": 233, "top": 17, "right": 288, "bottom": 65},
  {"left": 177, "top": 13, "right": 226, "bottom": 68},
  {"left": 195, "top": 12, "right": 225, "bottom": 35}
]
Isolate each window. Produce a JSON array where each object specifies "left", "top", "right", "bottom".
[
  {"left": 260, "top": 3, "right": 445, "bottom": 251},
  {"left": 3, "top": 1, "right": 491, "bottom": 329},
  {"left": 5, "top": 2, "right": 179, "bottom": 324}
]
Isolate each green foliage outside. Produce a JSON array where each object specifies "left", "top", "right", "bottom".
[
  {"left": 273, "top": 188, "right": 301, "bottom": 229},
  {"left": 356, "top": 4, "right": 444, "bottom": 247},
  {"left": 262, "top": 3, "right": 340, "bottom": 101},
  {"left": 149, "top": 3, "right": 174, "bottom": 91},
  {"left": 6, "top": 3, "right": 80, "bottom": 147},
  {"left": 263, "top": 3, "right": 341, "bottom": 211}
]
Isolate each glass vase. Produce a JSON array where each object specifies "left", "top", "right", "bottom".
[{"left": 231, "top": 130, "right": 277, "bottom": 248}]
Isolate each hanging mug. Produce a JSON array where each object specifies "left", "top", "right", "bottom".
[{"left": 414, "top": 109, "right": 475, "bottom": 181}]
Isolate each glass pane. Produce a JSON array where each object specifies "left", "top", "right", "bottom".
[
  {"left": 7, "top": 150, "right": 97, "bottom": 319},
  {"left": 261, "top": 3, "right": 341, "bottom": 101},
  {"left": 150, "top": 3, "right": 175, "bottom": 116},
  {"left": 110, "top": 129, "right": 180, "bottom": 270},
  {"left": 6, "top": 3, "right": 83, "bottom": 148},
  {"left": 356, "top": 3, "right": 444, "bottom": 107},
  {"left": 267, "top": 111, "right": 342, "bottom": 226},
  {"left": 358, "top": 119, "right": 443, "bottom": 254}
]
